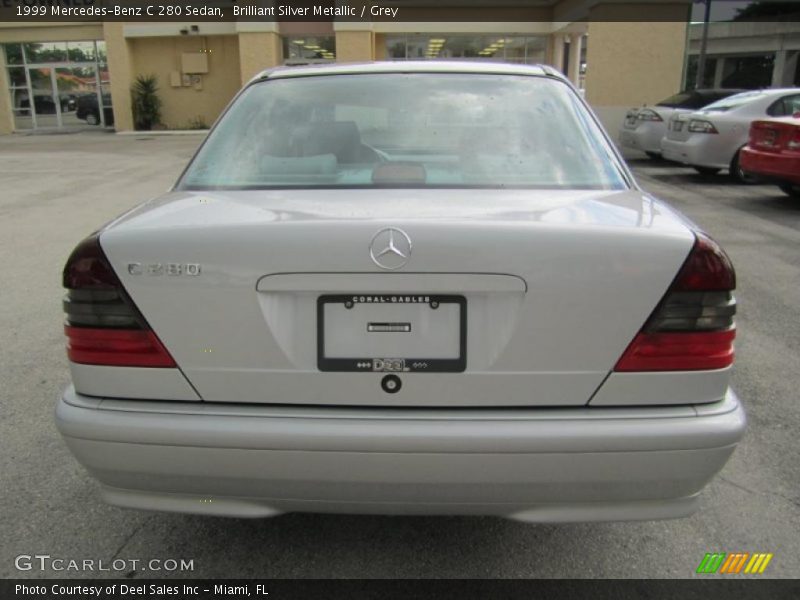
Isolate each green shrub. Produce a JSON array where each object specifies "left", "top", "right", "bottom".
[{"left": 131, "top": 74, "right": 162, "bottom": 130}]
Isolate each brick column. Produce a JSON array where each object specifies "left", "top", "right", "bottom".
[
  {"left": 238, "top": 30, "right": 283, "bottom": 85},
  {"left": 335, "top": 30, "right": 374, "bottom": 62}
]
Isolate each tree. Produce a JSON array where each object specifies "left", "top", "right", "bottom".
[{"left": 734, "top": 1, "right": 800, "bottom": 20}]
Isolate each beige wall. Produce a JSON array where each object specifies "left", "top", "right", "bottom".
[
  {"left": 128, "top": 34, "right": 241, "bottom": 130},
  {"left": 335, "top": 31, "right": 374, "bottom": 62},
  {"left": 585, "top": 7, "right": 689, "bottom": 107},
  {"left": 584, "top": 4, "right": 689, "bottom": 135},
  {"left": 238, "top": 31, "right": 282, "bottom": 85},
  {"left": 0, "top": 23, "right": 103, "bottom": 44}
]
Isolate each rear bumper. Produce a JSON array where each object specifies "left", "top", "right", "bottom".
[
  {"left": 740, "top": 146, "right": 800, "bottom": 185},
  {"left": 661, "top": 136, "right": 731, "bottom": 170},
  {"left": 619, "top": 123, "right": 666, "bottom": 154},
  {"left": 56, "top": 386, "right": 746, "bottom": 522}
]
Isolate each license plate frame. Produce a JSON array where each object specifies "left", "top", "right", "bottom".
[{"left": 317, "top": 294, "right": 467, "bottom": 373}]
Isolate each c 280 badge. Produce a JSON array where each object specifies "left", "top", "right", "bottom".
[{"left": 127, "top": 263, "right": 201, "bottom": 277}]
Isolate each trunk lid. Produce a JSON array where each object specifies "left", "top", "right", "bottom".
[
  {"left": 665, "top": 110, "right": 695, "bottom": 141},
  {"left": 99, "top": 189, "right": 695, "bottom": 407}
]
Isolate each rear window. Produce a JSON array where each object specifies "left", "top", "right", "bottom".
[
  {"left": 656, "top": 92, "right": 695, "bottom": 108},
  {"left": 767, "top": 94, "right": 800, "bottom": 117},
  {"left": 702, "top": 91, "right": 769, "bottom": 112},
  {"left": 179, "top": 73, "right": 626, "bottom": 190}
]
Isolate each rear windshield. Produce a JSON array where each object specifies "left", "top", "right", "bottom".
[
  {"left": 178, "top": 73, "right": 627, "bottom": 190},
  {"left": 701, "top": 91, "right": 768, "bottom": 112},
  {"left": 657, "top": 92, "right": 695, "bottom": 108}
]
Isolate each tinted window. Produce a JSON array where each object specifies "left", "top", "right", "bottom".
[
  {"left": 767, "top": 94, "right": 800, "bottom": 117},
  {"left": 656, "top": 92, "right": 695, "bottom": 108},
  {"left": 180, "top": 73, "right": 626, "bottom": 190}
]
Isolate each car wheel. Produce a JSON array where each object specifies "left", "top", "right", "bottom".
[
  {"left": 85, "top": 113, "right": 99, "bottom": 126},
  {"left": 645, "top": 152, "right": 661, "bottom": 160},
  {"left": 779, "top": 184, "right": 800, "bottom": 198},
  {"left": 693, "top": 166, "right": 720, "bottom": 176},
  {"left": 729, "top": 150, "right": 758, "bottom": 184}
]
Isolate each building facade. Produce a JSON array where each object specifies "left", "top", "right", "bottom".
[
  {"left": 0, "top": 1, "right": 694, "bottom": 136},
  {"left": 685, "top": 21, "right": 800, "bottom": 90}
]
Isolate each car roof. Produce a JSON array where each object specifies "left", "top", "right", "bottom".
[
  {"left": 251, "top": 61, "right": 559, "bottom": 83},
  {"left": 729, "top": 88, "right": 800, "bottom": 97}
]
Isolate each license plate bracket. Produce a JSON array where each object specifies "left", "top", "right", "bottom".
[{"left": 317, "top": 294, "right": 466, "bottom": 373}]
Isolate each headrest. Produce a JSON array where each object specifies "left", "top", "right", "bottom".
[{"left": 298, "top": 121, "right": 362, "bottom": 163}]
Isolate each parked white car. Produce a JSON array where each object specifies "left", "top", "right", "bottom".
[
  {"left": 56, "top": 62, "right": 745, "bottom": 522},
  {"left": 661, "top": 88, "right": 800, "bottom": 181},
  {"left": 619, "top": 89, "right": 744, "bottom": 158}
]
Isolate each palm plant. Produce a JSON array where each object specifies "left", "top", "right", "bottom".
[{"left": 131, "top": 74, "right": 162, "bottom": 130}]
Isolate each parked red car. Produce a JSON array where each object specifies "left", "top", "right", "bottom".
[{"left": 740, "top": 116, "right": 800, "bottom": 198}]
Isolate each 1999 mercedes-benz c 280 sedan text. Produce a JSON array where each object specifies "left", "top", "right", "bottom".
[{"left": 56, "top": 62, "right": 745, "bottom": 522}]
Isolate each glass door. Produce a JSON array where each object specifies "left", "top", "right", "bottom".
[
  {"left": 27, "top": 67, "right": 59, "bottom": 129},
  {"left": 55, "top": 65, "right": 101, "bottom": 128}
]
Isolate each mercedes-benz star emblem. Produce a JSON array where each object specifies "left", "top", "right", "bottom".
[{"left": 369, "top": 228, "right": 412, "bottom": 270}]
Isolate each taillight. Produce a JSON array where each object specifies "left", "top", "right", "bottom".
[
  {"left": 637, "top": 108, "right": 663, "bottom": 122},
  {"left": 615, "top": 232, "right": 736, "bottom": 372},
  {"left": 788, "top": 127, "right": 800, "bottom": 151},
  {"left": 63, "top": 234, "right": 176, "bottom": 368},
  {"left": 688, "top": 119, "right": 718, "bottom": 134}
]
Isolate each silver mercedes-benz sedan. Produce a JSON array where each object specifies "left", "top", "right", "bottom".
[{"left": 56, "top": 62, "right": 745, "bottom": 522}]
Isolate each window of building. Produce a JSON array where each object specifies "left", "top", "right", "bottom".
[
  {"left": 386, "top": 35, "right": 546, "bottom": 64},
  {"left": 4, "top": 43, "right": 22, "bottom": 65},
  {"left": 685, "top": 53, "right": 778, "bottom": 91},
  {"left": 282, "top": 36, "right": 335, "bottom": 64},
  {"left": 684, "top": 56, "right": 717, "bottom": 90},
  {"left": 3, "top": 41, "right": 111, "bottom": 131},
  {"left": 795, "top": 54, "right": 800, "bottom": 86},
  {"left": 721, "top": 54, "right": 775, "bottom": 89},
  {"left": 66, "top": 41, "right": 96, "bottom": 62}
]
